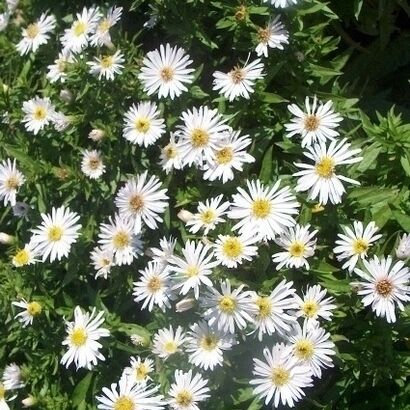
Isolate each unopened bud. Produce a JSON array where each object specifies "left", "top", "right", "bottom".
[
  {"left": 0, "top": 232, "right": 14, "bottom": 244},
  {"left": 59, "top": 89, "right": 73, "bottom": 103},
  {"left": 22, "top": 396, "right": 37, "bottom": 407},
  {"left": 177, "top": 209, "right": 194, "bottom": 223},
  {"left": 175, "top": 297, "right": 195, "bottom": 313},
  {"left": 396, "top": 233, "right": 410, "bottom": 260},
  {"left": 130, "top": 334, "right": 148, "bottom": 347},
  {"left": 88, "top": 128, "right": 105, "bottom": 142},
  {"left": 234, "top": 5, "right": 247, "bottom": 21}
]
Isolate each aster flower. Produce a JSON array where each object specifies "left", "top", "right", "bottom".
[
  {"left": 16, "top": 13, "right": 56, "bottom": 55},
  {"left": 123, "top": 101, "right": 166, "bottom": 147},
  {"left": 138, "top": 43, "right": 195, "bottom": 99},
  {"left": 46, "top": 52, "right": 75, "bottom": 83},
  {"left": 61, "top": 306, "right": 110, "bottom": 370},
  {"left": 263, "top": 0, "right": 298, "bottom": 8},
  {"left": 396, "top": 233, "right": 410, "bottom": 260},
  {"left": 352, "top": 255, "right": 410, "bottom": 323},
  {"left": 90, "top": 6, "right": 123, "bottom": 47},
  {"left": 152, "top": 325, "right": 186, "bottom": 359},
  {"left": 272, "top": 224, "right": 318, "bottom": 270},
  {"left": 160, "top": 134, "right": 183, "bottom": 173},
  {"left": 12, "top": 299, "right": 42, "bottom": 327},
  {"left": 334, "top": 221, "right": 382, "bottom": 273},
  {"left": 0, "top": 383, "right": 11, "bottom": 410},
  {"left": 122, "top": 356, "right": 154, "bottom": 386},
  {"left": 150, "top": 236, "right": 177, "bottom": 268},
  {"left": 285, "top": 96, "right": 343, "bottom": 148},
  {"left": 2, "top": 363, "right": 24, "bottom": 390},
  {"left": 90, "top": 246, "right": 115, "bottom": 279},
  {"left": 255, "top": 16, "right": 289, "bottom": 57},
  {"left": 87, "top": 50, "right": 125, "bottom": 81},
  {"left": 0, "top": 158, "right": 25, "bottom": 207},
  {"left": 293, "top": 138, "right": 362, "bottom": 205},
  {"left": 228, "top": 179, "right": 299, "bottom": 240},
  {"left": 212, "top": 58, "right": 264, "bottom": 101},
  {"left": 22, "top": 96, "right": 56, "bottom": 135},
  {"left": 12, "top": 243, "right": 38, "bottom": 267},
  {"left": 81, "top": 150, "right": 105, "bottom": 179}
]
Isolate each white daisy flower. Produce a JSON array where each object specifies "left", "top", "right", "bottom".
[
  {"left": 250, "top": 343, "right": 313, "bottom": 408},
  {"left": 285, "top": 96, "right": 343, "bottom": 148},
  {"left": 122, "top": 356, "right": 154, "bottom": 386},
  {"left": 202, "top": 129, "right": 255, "bottom": 183},
  {"left": 168, "top": 369, "right": 210, "bottom": 410},
  {"left": 0, "top": 382, "right": 11, "bottom": 410},
  {"left": 228, "top": 179, "right": 299, "bottom": 241},
  {"left": 352, "top": 255, "right": 410, "bottom": 323},
  {"left": 334, "top": 221, "right": 382, "bottom": 273},
  {"left": 138, "top": 43, "right": 195, "bottom": 100},
  {"left": 87, "top": 50, "right": 125, "bottom": 81},
  {"left": 115, "top": 172, "right": 168, "bottom": 234},
  {"left": 255, "top": 16, "right": 289, "bottom": 57},
  {"left": 201, "top": 279, "right": 253, "bottom": 334},
  {"left": 186, "top": 195, "right": 230, "bottom": 235},
  {"left": 160, "top": 134, "right": 183, "bottom": 173},
  {"left": 97, "top": 213, "right": 143, "bottom": 266},
  {"left": 12, "top": 299, "right": 42, "bottom": 327},
  {"left": 96, "top": 376, "right": 164, "bottom": 410},
  {"left": 150, "top": 236, "right": 177, "bottom": 268},
  {"left": 286, "top": 321, "right": 335, "bottom": 378},
  {"left": 248, "top": 280, "right": 298, "bottom": 341},
  {"left": 175, "top": 106, "right": 230, "bottom": 167},
  {"left": 2, "top": 363, "right": 24, "bottom": 390},
  {"left": 272, "top": 224, "right": 318, "bottom": 270},
  {"left": 52, "top": 111, "right": 71, "bottom": 132},
  {"left": 213, "top": 231, "right": 259, "bottom": 268},
  {"left": 46, "top": 52, "right": 75, "bottom": 83},
  {"left": 12, "top": 243, "right": 38, "bottom": 267},
  {"left": 0, "top": 13, "right": 9, "bottom": 33},
  {"left": 0, "top": 158, "right": 25, "bottom": 207},
  {"left": 61, "top": 306, "right": 109, "bottom": 370},
  {"left": 30, "top": 206, "right": 81, "bottom": 262},
  {"left": 263, "top": 0, "right": 298, "bottom": 8},
  {"left": 81, "top": 150, "right": 106, "bottom": 179},
  {"left": 123, "top": 101, "right": 166, "bottom": 147},
  {"left": 169, "top": 240, "right": 218, "bottom": 299},
  {"left": 61, "top": 7, "right": 101, "bottom": 54},
  {"left": 396, "top": 233, "right": 410, "bottom": 260},
  {"left": 185, "top": 320, "right": 236, "bottom": 371},
  {"left": 90, "top": 6, "right": 123, "bottom": 47},
  {"left": 212, "top": 58, "right": 264, "bottom": 101},
  {"left": 133, "top": 261, "right": 174, "bottom": 312},
  {"left": 22, "top": 96, "right": 56, "bottom": 135},
  {"left": 294, "top": 284, "right": 336, "bottom": 323},
  {"left": 293, "top": 138, "right": 362, "bottom": 205},
  {"left": 90, "top": 246, "right": 115, "bottom": 279},
  {"left": 16, "top": 13, "right": 56, "bottom": 55},
  {"left": 152, "top": 325, "right": 186, "bottom": 360}
]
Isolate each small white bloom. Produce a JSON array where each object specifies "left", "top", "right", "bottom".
[
  {"left": 263, "top": 0, "right": 298, "bottom": 7},
  {"left": 122, "top": 356, "right": 154, "bottom": 385},
  {"left": 150, "top": 236, "right": 177, "bottom": 268},
  {"left": 87, "top": 50, "right": 125, "bottom": 81},
  {"left": 81, "top": 150, "right": 105, "bottom": 179},
  {"left": 22, "top": 96, "right": 56, "bottom": 135},
  {"left": 0, "top": 13, "right": 9, "bottom": 33},
  {"left": 256, "top": 16, "right": 289, "bottom": 57},
  {"left": 52, "top": 112, "right": 71, "bottom": 132},
  {"left": 12, "top": 243, "right": 38, "bottom": 267},
  {"left": 160, "top": 134, "right": 183, "bottom": 173},
  {"left": 89, "top": 128, "right": 105, "bottom": 141},
  {"left": 90, "top": 6, "right": 123, "bottom": 47},
  {"left": 90, "top": 246, "right": 115, "bottom": 279},
  {"left": 152, "top": 325, "right": 186, "bottom": 360},
  {"left": 46, "top": 52, "right": 75, "bottom": 83},
  {"left": 12, "top": 299, "right": 42, "bottom": 327},
  {"left": 0, "top": 158, "right": 25, "bottom": 207},
  {"left": 2, "top": 363, "right": 24, "bottom": 390}
]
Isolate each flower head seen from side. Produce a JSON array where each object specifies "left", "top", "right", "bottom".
[
  {"left": 46, "top": 52, "right": 75, "bottom": 83},
  {"left": 22, "top": 96, "right": 56, "bottom": 135},
  {"left": 2, "top": 363, "right": 24, "bottom": 390},
  {"left": 81, "top": 150, "right": 106, "bottom": 179},
  {"left": 90, "top": 6, "right": 123, "bottom": 47},
  {"left": 168, "top": 369, "right": 210, "bottom": 410},
  {"left": 256, "top": 16, "right": 289, "bottom": 57},
  {"left": 122, "top": 356, "right": 154, "bottom": 386},
  {"left": 123, "top": 101, "right": 165, "bottom": 147},
  {"left": 160, "top": 134, "right": 183, "bottom": 173},
  {"left": 30, "top": 206, "right": 81, "bottom": 262},
  {"left": 138, "top": 43, "right": 195, "bottom": 100},
  {"left": 87, "top": 50, "right": 125, "bottom": 81},
  {"left": 186, "top": 194, "right": 230, "bottom": 235},
  {"left": 334, "top": 221, "right": 382, "bottom": 273},
  {"left": 133, "top": 261, "right": 174, "bottom": 312},
  {"left": 152, "top": 325, "right": 186, "bottom": 360},
  {"left": 0, "top": 158, "right": 25, "bottom": 207},
  {"left": 16, "top": 13, "right": 56, "bottom": 55},
  {"left": 294, "top": 284, "right": 336, "bottom": 323},
  {"left": 61, "top": 306, "right": 110, "bottom": 370},
  {"left": 12, "top": 243, "right": 39, "bottom": 267},
  {"left": 12, "top": 299, "right": 42, "bottom": 327},
  {"left": 396, "top": 233, "right": 410, "bottom": 260},
  {"left": 212, "top": 58, "right": 264, "bottom": 101},
  {"left": 150, "top": 236, "right": 177, "bottom": 268},
  {"left": 293, "top": 138, "right": 362, "bottom": 205},
  {"left": 185, "top": 320, "right": 236, "bottom": 371},
  {"left": 0, "top": 382, "right": 10, "bottom": 409},
  {"left": 272, "top": 224, "right": 318, "bottom": 270},
  {"left": 90, "top": 246, "right": 115, "bottom": 279},
  {"left": 285, "top": 97, "right": 343, "bottom": 148},
  {"left": 96, "top": 376, "right": 164, "bottom": 410},
  {"left": 250, "top": 343, "right": 313, "bottom": 408},
  {"left": 352, "top": 255, "right": 410, "bottom": 323},
  {"left": 263, "top": 0, "right": 298, "bottom": 8},
  {"left": 248, "top": 280, "right": 298, "bottom": 341},
  {"left": 228, "top": 179, "right": 299, "bottom": 241}
]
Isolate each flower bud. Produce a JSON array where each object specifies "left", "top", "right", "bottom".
[
  {"left": 396, "top": 233, "right": 410, "bottom": 260},
  {"left": 177, "top": 209, "right": 194, "bottom": 223},
  {"left": 0, "top": 232, "right": 14, "bottom": 244},
  {"left": 175, "top": 298, "right": 195, "bottom": 313},
  {"left": 22, "top": 396, "right": 37, "bottom": 407},
  {"left": 130, "top": 334, "right": 149, "bottom": 347},
  {"left": 59, "top": 89, "right": 73, "bottom": 103},
  {"left": 88, "top": 128, "right": 105, "bottom": 142}
]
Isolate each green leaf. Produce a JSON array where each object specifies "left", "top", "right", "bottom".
[
  {"left": 259, "top": 145, "right": 273, "bottom": 183},
  {"left": 393, "top": 211, "right": 410, "bottom": 231},
  {"left": 72, "top": 373, "right": 93, "bottom": 406}
]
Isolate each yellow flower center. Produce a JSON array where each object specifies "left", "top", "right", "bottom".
[
  {"left": 251, "top": 199, "right": 271, "bottom": 218},
  {"left": 112, "top": 231, "right": 130, "bottom": 249},
  {"left": 70, "top": 327, "right": 87, "bottom": 347},
  {"left": 271, "top": 367, "right": 290, "bottom": 387},
  {"left": 200, "top": 335, "right": 218, "bottom": 351},
  {"left": 302, "top": 300, "right": 319, "bottom": 318},
  {"left": 315, "top": 156, "right": 335, "bottom": 179},
  {"left": 160, "top": 66, "right": 174, "bottom": 82},
  {"left": 175, "top": 390, "right": 193, "bottom": 406},
  {"left": 229, "top": 67, "right": 245, "bottom": 84},
  {"left": 0, "top": 384, "right": 5, "bottom": 399},
  {"left": 13, "top": 248, "right": 30, "bottom": 267},
  {"left": 222, "top": 237, "right": 243, "bottom": 259},
  {"left": 48, "top": 226, "right": 63, "bottom": 242},
  {"left": 129, "top": 194, "right": 144, "bottom": 212},
  {"left": 218, "top": 295, "right": 236, "bottom": 313},
  {"left": 256, "top": 296, "right": 272, "bottom": 319},
  {"left": 5, "top": 175, "right": 20, "bottom": 190},
  {"left": 98, "top": 19, "right": 111, "bottom": 33},
  {"left": 352, "top": 238, "right": 368, "bottom": 255},
  {"left": 114, "top": 396, "right": 135, "bottom": 410},
  {"left": 190, "top": 128, "right": 209, "bottom": 148},
  {"left": 215, "top": 147, "right": 234, "bottom": 165},
  {"left": 311, "top": 203, "right": 325, "bottom": 213},
  {"left": 200, "top": 209, "right": 216, "bottom": 224},
  {"left": 100, "top": 55, "right": 114, "bottom": 69},
  {"left": 163, "top": 144, "right": 177, "bottom": 159},
  {"left": 27, "top": 301, "right": 42, "bottom": 316},
  {"left": 26, "top": 23, "right": 40, "bottom": 39},
  {"left": 88, "top": 158, "right": 101, "bottom": 170},
  {"left": 257, "top": 27, "right": 270, "bottom": 43},
  {"left": 304, "top": 115, "right": 320, "bottom": 132},
  {"left": 101, "top": 258, "right": 111, "bottom": 267},
  {"left": 33, "top": 106, "right": 47, "bottom": 121},
  {"left": 234, "top": 5, "right": 247, "bottom": 21},
  {"left": 73, "top": 21, "right": 87, "bottom": 36},
  {"left": 135, "top": 363, "right": 150, "bottom": 381},
  {"left": 134, "top": 117, "right": 151, "bottom": 133},
  {"left": 376, "top": 279, "right": 393, "bottom": 297},
  {"left": 185, "top": 265, "right": 199, "bottom": 277},
  {"left": 294, "top": 339, "right": 315, "bottom": 360},
  {"left": 147, "top": 276, "right": 162, "bottom": 293},
  {"left": 164, "top": 340, "right": 178, "bottom": 354},
  {"left": 289, "top": 241, "right": 305, "bottom": 257}
]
